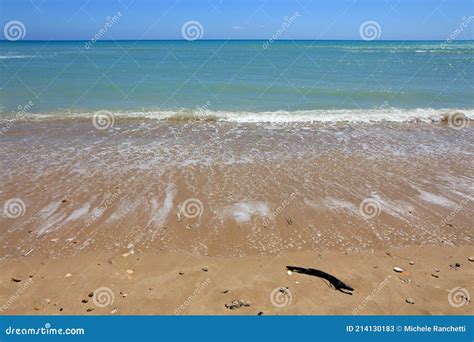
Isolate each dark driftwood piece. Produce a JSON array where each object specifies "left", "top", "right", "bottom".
[{"left": 286, "top": 266, "right": 354, "bottom": 295}]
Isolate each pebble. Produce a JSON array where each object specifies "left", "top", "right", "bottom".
[
  {"left": 468, "top": 257, "right": 474, "bottom": 262},
  {"left": 122, "top": 252, "right": 130, "bottom": 257},
  {"left": 287, "top": 270, "right": 292, "bottom": 275},
  {"left": 86, "top": 308, "right": 94, "bottom": 312},
  {"left": 225, "top": 299, "right": 251, "bottom": 310},
  {"left": 81, "top": 299, "right": 88, "bottom": 303},
  {"left": 431, "top": 273, "right": 439, "bottom": 278},
  {"left": 201, "top": 267, "right": 208, "bottom": 272},
  {"left": 50, "top": 238, "right": 59, "bottom": 243},
  {"left": 88, "top": 292, "right": 94, "bottom": 298},
  {"left": 178, "top": 272, "right": 184, "bottom": 275},
  {"left": 409, "top": 261, "right": 415, "bottom": 265},
  {"left": 406, "top": 298, "right": 415, "bottom": 305},
  {"left": 11, "top": 277, "right": 21, "bottom": 283},
  {"left": 393, "top": 267, "right": 404, "bottom": 273},
  {"left": 126, "top": 269, "right": 134, "bottom": 274},
  {"left": 111, "top": 308, "right": 118, "bottom": 314},
  {"left": 449, "top": 262, "right": 461, "bottom": 269},
  {"left": 65, "top": 273, "right": 72, "bottom": 278}
]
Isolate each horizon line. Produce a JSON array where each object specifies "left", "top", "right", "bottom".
[{"left": 1, "top": 39, "right": 474, "bottom": 42}]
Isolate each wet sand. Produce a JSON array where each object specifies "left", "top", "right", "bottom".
[{"left": 0, "top": 120, "right": 473, "bottom": 314}]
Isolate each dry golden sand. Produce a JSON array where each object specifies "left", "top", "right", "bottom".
[{"left": 0, "top": 246, "right": 473, "bottom": 315}]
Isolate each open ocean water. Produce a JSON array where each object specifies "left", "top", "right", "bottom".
[{"left": 0, "top": 40, "right": 473, "bottom": 123}]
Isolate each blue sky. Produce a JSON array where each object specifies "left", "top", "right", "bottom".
[{"left": 0, "top": 0, "right": 473, "bottom": 40}]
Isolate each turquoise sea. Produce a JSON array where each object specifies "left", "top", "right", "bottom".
[{"left": 0, "top": 40, "right": 473, "bottom": 122}]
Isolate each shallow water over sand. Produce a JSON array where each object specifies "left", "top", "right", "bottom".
[{"left": 0, "top": 121, "right": 472, "bottom": 259}]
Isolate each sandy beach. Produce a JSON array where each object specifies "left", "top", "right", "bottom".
[
  {"left": 0, "top": 120, "right": 472, "bottom": 315},
  {"left": 1, "top": 246, "right": 473, "bottom": 315}
]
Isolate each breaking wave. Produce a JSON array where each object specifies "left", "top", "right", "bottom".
[{"left": 2, "top": 108, "right": 473, "bottom": 125}]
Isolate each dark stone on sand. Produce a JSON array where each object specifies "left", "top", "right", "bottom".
[
  {"left": 88, "top": 292, "right": 94, "bottom": 297},
  {"left": 257, "top": 311, "right": 264, "bottom": 316},
  {"left": 201, "top": 267, "right": 209, "bottom": 272},
  {"left": 225, "top": 300, "right": 250, "bottom": 310},
  {"left": 11, "top": 277, "right": 21, "bottom": 283},
  {"left": 81, "top": 299, "right": 88, "bottom": 303},
  {"left": 86, "top": 308, "right": 94, "bottom": 312}
]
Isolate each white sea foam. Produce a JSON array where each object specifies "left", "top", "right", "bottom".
[
  {"left": 17, "top": 108, "right": 474, "bottom": 124},
  {"left": 417, "top": 189, "right": 457, "bottom": 208},
  {"left": 304, "top": 197, "right": 359, "bottom": 214},
  {"left": 147, "top": 186, "right": 176, "bottom": 233},
  {"left": 223, "top": 201, "right": 270, "bottom": 223},
  {"left": 0, "top": 55, "right": 37, "bottom": 59}
]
